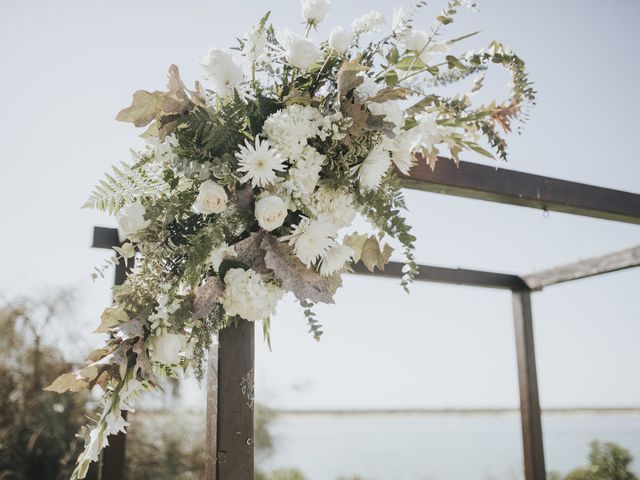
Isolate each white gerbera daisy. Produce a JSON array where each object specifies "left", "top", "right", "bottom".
[
  {"left": 283, "top": 216, "right": 336, "bottom": 266},
  {"left": 236, "top": 138, "right": 287, "bottom": 187},
  {"left": 319, "top": 244, "right": 354, "bottom": 276}
]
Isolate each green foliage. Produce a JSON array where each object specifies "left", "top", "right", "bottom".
[
  {"left": 551, "top": 441, "right": 637, "bottom": 480},
  {"left": 300, "top": 299, "right": 323, "bottom": 341},
  {"left": 83, "top": 160, "right": 156, "bottom": 214},
  {"left": 0, "top": 292, "right": 95, "bottom": 480},
  {"left": 256, "top": 469, "right": 307, "bottom": 480}
]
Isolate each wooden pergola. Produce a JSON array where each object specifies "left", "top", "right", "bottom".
[{"left": 92, "top": 158, "right": 640, "bottom": 480}]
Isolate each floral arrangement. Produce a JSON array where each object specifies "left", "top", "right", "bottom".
[{"left": 47, "top": 1, "right": 534, "bottom": 478}]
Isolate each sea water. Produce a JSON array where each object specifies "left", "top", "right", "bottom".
[{"left": 259, "top": 412, "right": 640, "bottom": 480}]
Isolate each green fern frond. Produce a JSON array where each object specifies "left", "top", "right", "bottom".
[{"left": 82, "top": 161, "right": 156, "bottom": 214}]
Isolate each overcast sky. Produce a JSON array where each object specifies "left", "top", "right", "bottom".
[{"left": 1, "top": 0, "right": 639, "bottom": 411}]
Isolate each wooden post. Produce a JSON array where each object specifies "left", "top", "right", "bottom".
[
  {"left": 512, "top": 290, "right": 546, "bottom": 480},
  {"left": 92, "top": 227, "right": 130, "bottom": 480},
  {"left": 205, "top": 342, "right": 219, "bottom": 480},
  {"left": 216, "top": 319, "right": 255, "bottom": 479}
]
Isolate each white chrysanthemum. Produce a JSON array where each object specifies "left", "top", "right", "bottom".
[
  {"left": 301, "top": 0, "right": 331, "bottom": 25},
  {"left": 284, "top": 217, "right": 336, "bottom": 266},
  {"left": 277, "top": 29, "right": 320, "bottom": 70},
  {"left": 200, "top": 48, "right": 244, "bottom": 97},
  {"left": 358, "top": 148, "right": 391, "bottom": 190},
  {"left": 288, "top": 146, "right": 325, "bottom": 199},
  {"left": 351, "top": 10, "right": 385, "bottom": 35},
  {"left": 222, "top": 268, "right": 284, "bottom": 322},
  {"left": 382, "top": 133, "right": 417, "bottom": 175},
  {"left": 319, "top": 244, "right": 354, "bottom": 276},
  {"left": 312, "top": 185, "right": 357, "bottom": 230},
  {"left": 244, "top": 24, "right": 268, "bottom": 64},
  {"left": 209, "top": 243, "right": 236, "bottom": 271},
  {"left": 236, "top": 138, "right": 287, "bottom": 187},
  {"left": 263, "top": 105, "right": 322, "bottom": 160},
  {"left": 328, "top": 26, "right": 352, "bottom": 53}
]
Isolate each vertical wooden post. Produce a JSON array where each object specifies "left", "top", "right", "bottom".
[
  {"left": 512, "top": 290, "right": 546, "bottom": 480},
  {"left": 91, "top": 227, "right": 131, "bottom": 480},
  {"left": 216, "top": 319, "right": 255, "bottom": 479},
  {"left": 205, "top": 342, "right": 219, "bottom": 480},
  {"left": 97, "top": 253, "right": 131, "bottom": 480}
]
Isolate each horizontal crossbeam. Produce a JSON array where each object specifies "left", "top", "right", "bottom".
[
  {"left": 400, "top": 159, "right": 640, "bottom": 225},
  {"left": 352, "top": 261, "right": 529, "bottom": 291},
  {"left": 522, "top": 244, "right": 640, "bottom": 290}
]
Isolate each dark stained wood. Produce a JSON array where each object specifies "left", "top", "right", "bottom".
[
  {"left": 512, "top": 290, "right": 546, "bottom": 480},
  {"left": 217, "top": 319, "right": 255, "bottom": 479},
  {"left": 205, "top": 343, "right": 219, "bottom": 480},
  {"left": 400, "top": 159, "right": 640, "bottom": 225},
  {"left": 523, "top": 244, "right": 640, "bottom": 290},
  {"left": 93, "top": 227, "right": 131, "bottom": 480},
  {"left": 352, "top": 261, "right": 529, "bottom": 291}
]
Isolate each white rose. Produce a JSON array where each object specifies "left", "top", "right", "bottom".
[
  {"left": 301, "top": 0, "right": 330, "bottom": 25},
  {"left": 255, "top": 195, "right": 288, "bottom": 231},
  {"left": 194, "top": 180, "right": 228, "bottom": 215},
  {"left": 117, "top": 201, "right": 150, "bottom": 241},
  {"left": 328, "top": 26, "right": 352, "bottom": 54},
  {"left": 152, "top": 332, "right": 187, "bottom": 365},
  {"left": 278, "top": 30, "right": 320, "bottom": 70}
]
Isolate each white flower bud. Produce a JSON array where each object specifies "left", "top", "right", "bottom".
[
  {"left": 328, "top": 26, "right": 352, "bottom": 54},
  {"left": 278, "top": 30, "right": 320, "bottom": 70},
  {"left": 152, "top": 332, "right": 187, "bottom": 365},
  {"left": 117, "top": 201, "right": 150, "bottom": 241},
  {"left": 301, "top": 0, "right": 330, "bottom": 25}
]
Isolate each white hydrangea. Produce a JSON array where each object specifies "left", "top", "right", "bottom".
[
  {"left": 351, "top": 10, "right": 385, "bottom": 35},
  {"left": 284, "top": 216, "right": 336, "bottom": 266},
  {"left": 311, "top": 185, "right": 357, "bottom": 231},
  {"left": 288, "top": 146, "right": 325, "bottom": 199},
  {"left": 263, "top": 105, "right": 323, "bottom": 160},
  {"left": 358, "top": 148, "right": 391, "bottom": 191},
  {"left": 319, "top": 243, "right": 354, "bottom": 276},
  {"left": 200, "top": 48, "right": 244, "bottom": 97},
  {"left": 222, "top": 268, "right": 284, "bottom": 322}
]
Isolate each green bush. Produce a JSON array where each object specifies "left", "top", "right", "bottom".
[{"left": 552, "top": 441, "right": 637, "bottom": 480}]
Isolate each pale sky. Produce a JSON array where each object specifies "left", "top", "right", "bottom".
[{"left": 1, "top": 0, "right": 639, "bottom": 411}]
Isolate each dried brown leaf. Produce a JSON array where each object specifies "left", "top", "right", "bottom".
[
  {"left": 193, "top": 276, "right": 224, "bottom": 320},
  {"left": 261, "top": 234, "right": 341, "bottom": 304}
]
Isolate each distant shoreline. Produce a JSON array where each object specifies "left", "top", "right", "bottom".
[{"left": 271, "top": 407, "right": 640, "bottom": 417}]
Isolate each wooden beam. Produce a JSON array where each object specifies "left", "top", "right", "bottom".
[
  {"left": 400, "top": 159, "right": 640, "bottom": 225},
  {"left": 217, "top": 319, "right": 255, "bottom": 479},
  {"left": 512, "top": 290, "right": 546, "bottom": 480},
  {"left": 523, "top": 245, "right": 640, "bottom": 290},
  {"left": 352, "top": 261, "right": 529, "bottom": 291},
  {"left": 93, "top": 226, "right": 130, "bottom": 480},
  {"left": 205, "top": 343, "right": 219, "bottom": 480}
]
